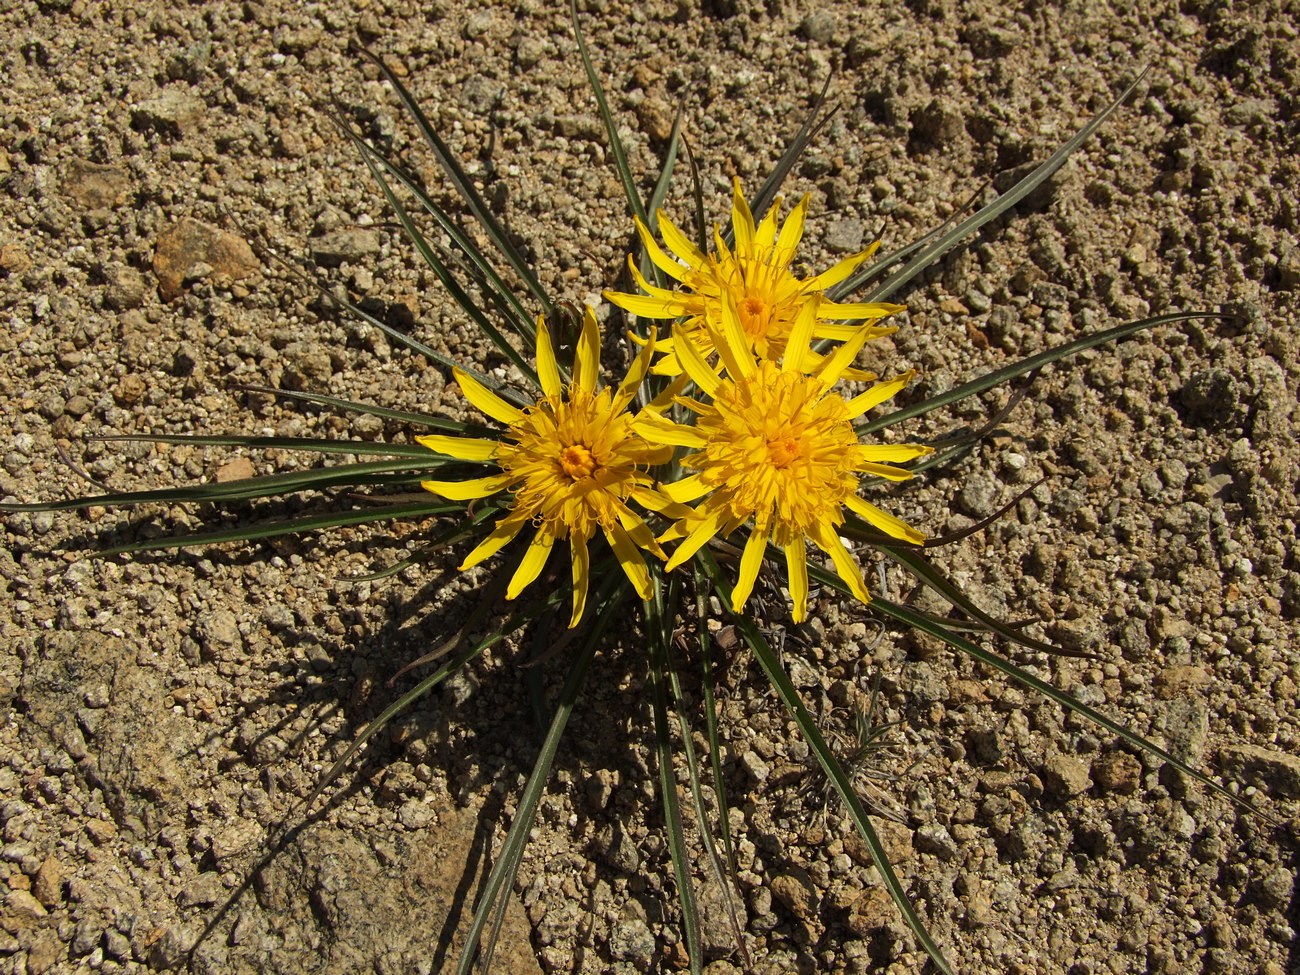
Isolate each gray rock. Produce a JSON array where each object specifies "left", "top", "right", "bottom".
[
  {"left": 310, "top": 229, "right": 381, "bottom": 267},
  {"left": 1178, "top": 368, "right": 1240, "bottom": 427},
  {"left": 61, "top": 159, "right": 131, "bottom": 209},
  {"left": 177, "top": 872, "right": 225, "bottom": 907},
  {"left": 914, "top": 823, "right": 959, "bottom": 860},
  {"left": 1218, "top": 743, "right": 1300, "bottom": 798},
  {"left": 197, "top": 609, "right": 242, "bottom": 657},
  {"left": 799, "top": 10, "right": 836, "bottom": 42},
  {"left": 104, "top": 265, "right": 148, "bottom": 310},
  {"left": 460, "top": 76, "right": 502, "bottom": 113},
  {"left": 608, "top": 917, "right": 655, "bottom": 969},
  {"left": 824, "top": 218, "right": 865, "bottom": 254},
  {"left": 132, "top": 90, "right": 206, "bottom": 135}
]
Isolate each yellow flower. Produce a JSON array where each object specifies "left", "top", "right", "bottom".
[
  {"left": 417, "top": 307, "right": 686, "bottom": 627},
  {"left": 633, "top": 299, "right": 932, "bottom": 622},
  {"left": 604, "top": 178, "right": 904, "bottom": 378}
]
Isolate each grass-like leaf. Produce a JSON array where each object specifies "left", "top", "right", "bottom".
[
  {"left": 351, "top": 128, "right": 542, "bottom": 389},
  {"left": 804, "top": 558, "right": 1270, "bottom": 822},
  {"left": 230, "top": 383, "right": 493, "bottom": 436},
  {"left": 859, "top": 311, "right": 1230, "bottom": 435},
  {"left": 695, "top": 548, "right": 955, "bottom": 975},
  {"left": 571, "top": 0, "right": 648, "bottom": 229},
  {"left": 356, "top": 47, "right": 554, "bottom": 316},
  {"left": 849, "top": 68, "right": 1151, "bottom": 304},
  {"left": 100, "top": 498, "right": 464, "bottom": 555},
  {"left": 739, "top": 73, "right": 836, "bottom": 237},
  {"left": 0, "top": 458, "right": 456, "bottom": 513},
  {"left": 94, "top": 433, "right": 446, "bottom": 459},
  {"left": 331, "top": 112, "right": 538, "bottom": 344},
  {"left": 458, "top": 573, "right": 628, "bottom": 975},
  {"left": 646, "top": 584, "right": 703, "bottom": 974}
]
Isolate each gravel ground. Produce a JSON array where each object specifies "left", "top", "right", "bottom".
[{"left": 2, "top": 1, "right": 1298, "bottom": 973}]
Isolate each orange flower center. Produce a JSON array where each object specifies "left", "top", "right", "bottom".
[
  {"left": 737, "top": 295, "right": 770, "bottom": 337},
  {"left": 767, "top": 436, "right": 802, "bottom": 468},
  {"left": 559, "top": 444, "right": 597, "bottom": 479}
]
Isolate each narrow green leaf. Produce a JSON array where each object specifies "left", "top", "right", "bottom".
[
  {"left": 352, "top": 137, "right": 542, "bottom": 389},
  {"left": 95, "top": 433, "right": 448, "bottom": 459},
  {"left": 571, "top": 0, "right": 648, "bottom": 228},
  {"left": 646, "top": 588, "right": 703, "bottom": 974},
  {"left": 646, "top": 104, "right": 683, "bottom": 226},
  {"left": 352, "top": 506, "right": 499, "bottom": 583},
  {"left": 1, "top": 458, "right": 456, "bottom": 513},
  {"left": 230, "top": 383, "right": 492, "bottom": 436},
  {"left": 333, "top": 113, "right": 537, "bottom": 343},
  {"left": 864, "top": 535, "right": 1087, "bottom": 658},
  {"left": 299, "top": 580, "right": 570, "bottom": 818},
  {"left": 356, "top": 48, "right": 554, "bottom": 315},
  {"left": 101, "top": 499, "right": 464, "bottom": 554},
  {"left": 858, "top": 312, "right": 1229, "bottom": 435},
  {"left": 855, "top": 68, "right": 1151, "bottom": 303},
  {"left": 741, "top": 73, "right": 836, "bottom": 237},
  {"left": 460, "top": 575, "right": 629, "bottom": 975},
  {"left": 869, "top": 594, "right": 1269, "bottom": 821},
  {"left": 695, "top": 549, "right": 955, "bottom": 975},
  {"left": 693, "top": 563, "right": 736, "bottom": 872}
]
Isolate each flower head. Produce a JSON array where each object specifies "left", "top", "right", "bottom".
[
  {"left": 635, "top": 299, "right": 932, "bottom": 621},
  {"left": 604, "top": 179, "right": 903, "bottom": 378},
  {"left": 418, "top": 307, "right": 685, "bottom": 627}
]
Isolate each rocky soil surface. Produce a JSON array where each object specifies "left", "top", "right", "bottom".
[{"left": 1, "top": 0, "right": 1298, "bottom": 973}]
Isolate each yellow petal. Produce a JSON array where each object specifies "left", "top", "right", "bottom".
[
  {"left": 616, "top": 505, "right": 666, "bottom": 560},
  {"left": 844, "top": 371, "right": 915, "bottom": 419},
  {"left": 754, "top": 194, "right": 781, "bottom": 249},
  {"left": 453, "top": 367, "right": 524, "bottom": 426},
  {"left": 731, "top": 178, "right": 756, "bottom": 251},
  {"left": 781, "top": 298, "right": 820, "bottom": 374},
  {"left": 535, "top": 315, "right": 562, "bottom": 398},
  {"left": 643, "top": 373, "right": 689, "bottom": 414},
  {"left": 603, "top": 289, "right": 690, "bottom": 319},
  {"left": 713, "top": 292, "right": 754, "bottom": 379},
  {"left": 576, "top": 305, "right": 600, "bottom": 394},
  {"left": 506, "top": 529, "right": 555, "bottom": 600},
  {"left": 657, "top": 211, "right": 709, "bottom": 270},
  {"left": 819, "top": 300, "right": 905, "bottom": 321},
  {"left": 568, "top": 532, "right": 590, "bottom": 628},
  {"left": 814, "top": 322, "right": 899, "bottom": 340},
  {"left": 628, "top": 254, "right": 691, "bottom": 302},
  {"left": 604, "top": 523, "right": 652, "bottom": 599},
  {"left": 632, "top": 412, "right": 707, "bottom": 449},
  {"left": 858, "top": 443, "right": 933, "bottom": 464},
  {"left": 774, "top": 194, "right": 809, "bottom": 266},
  {"left": 664, "top": 507, "right": 724, "bottom": 572},
  {"left": 630, "top": 485, "right": 696, "bottom": 521},
  {"left": 414, "top": 434, "right": 500, "bottom": 463},
  {"left": 784, "top": 539, "right": 809, "bottom": 623},
  {"left": 460, "top": 511, "right": 529, "bottom": 569},
  {"left": 813, "top": 320, "right": 873, "bottom": 387},
  {"left": 421, "top": 472, "right": 513, "bottom": 501},
  {"left": 731, "top": 521, "right": 769, "bottom": 613},
  {"left": 859, "top": 461, "right": 918, "bottom": 482},
  {"left": 810, "top": 523, "right": 871, "bottom": 605},
  {"left": 845, "top": 495, "right": 926, "bottom": 545},
  {"left": 613, "top": 328, "right": 656, "bottom": 412},
  {"left": 670, "top": 322, "right": 721, "bottom": 397},
  {"left": 660, "top": 472, "right": 712, "bottom": 504},
  {"left": 634, "top": 215, "right": 687, "bottom": 282},
  {"left": 803, "top": 241, "right": 880, "bottom": 293}
]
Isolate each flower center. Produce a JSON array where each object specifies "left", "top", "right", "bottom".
[
  {"left": 559, "top": 443, "right": 597, "bottom": 479},
  {"left": 767, "top": 435, "right": 802, "bottom": 468},
  {"left": 737, "top": 295, "right": 770, "bottom": 338}
]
